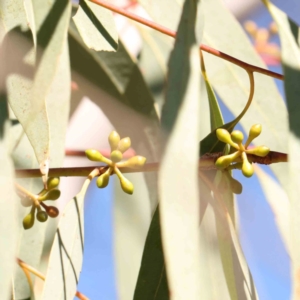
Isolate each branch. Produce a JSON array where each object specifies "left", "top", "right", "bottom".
[
  {"left": 88, "top": 0, "right": 283, "bottom": 80},
  {"left": 15, "top": 151, "right": 287, "bottom": 178},
  {"left": 17, "top": 258, "right": 89, "bottom": 300}
]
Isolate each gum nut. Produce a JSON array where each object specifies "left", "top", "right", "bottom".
[
  {"left": 20, "top": 196, "right": 32, "bottom": 207},
  {"left": 230, "top": 178, "right": 243, "bottom": 194},
  {"left": 47, "top": 177, "right": 60, "bottom": 190},
  {"left": 120, "top": 177, "right": 134, "bottom": 195},
  {"left": 85, "top": 149, "right": 103, "bottom": 161},
  {"left": 108, "top": 131, "right": 120, "bottom": 151},
  {"left": 118, "top": 137, "right": 131, "bottom": 153},
  {"left": 231, "top": 130, "right": 244, "bottom": 144},
  {"left": 249, "top": 146, "right": 270, "bottom": 157},
  {"left": 46, "top": 206, "right": 59, "bottom": 218},
  {"left": 242, "top": 160, "right": 254, "bottom": 178},
  {"left": 215, "top": 156, "right": 232, "bottom": 169},
  {"left": 125, "top": 156, "right": 146, "bottom": 169},
  {"left": 216, "top": 129, "right": 233, "bottom": 144},
  {"left": 249, "top": 124, "right": 262, "bottom": 139},
  {"left": 23, "top": 212, "right": 35, "bottom": 230},
  {"left": 39, "top": 189, "right": 61, "bottom": 201},
  {"left": 96, "top": 173, "right": 109, "bottom": 188},
  {"left": 36, "top": 211, "right": 48, "bottom": 222},
  {"left": 110, "top": 150, "right": 123, "bottom": 163}
]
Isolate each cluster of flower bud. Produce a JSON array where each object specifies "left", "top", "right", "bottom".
[
  {"left": 85, "top": 131, "right": 146, "bottom": 194},
  {"left": 21, "top": 177, "right": 60, "bottom": 230},
  {"left": 215, "top": 124, "right": 270, "bottom": 178}
]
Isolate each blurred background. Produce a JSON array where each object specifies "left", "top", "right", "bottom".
[{"left": 58, "top": 0, "right": 296, "bottom": 299}]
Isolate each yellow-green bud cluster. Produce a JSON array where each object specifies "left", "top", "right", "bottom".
[
  {"left": 22, "top": 177, "right": 60, "bottom": 230},
  {"left": 215, "top": 124, "right": 269, "bottom": 178},
  {"left": 85, "top": 131, "right": 146, "bottom": 195}
]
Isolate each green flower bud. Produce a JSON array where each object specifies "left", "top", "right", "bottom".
[
  {"left": 242, "top": 160, "right": 254, "bottom": 177},
  {"left": 46, "top": 206, "right": 59, "bottom": 218},
  {"left": 120, "top": 177, "right": 134, "bottom": 195},
  {"left": 96, "top": 173, "right": 110, "bottom": 188},
  {"left": 38, "top": 189, "right": 61, "bottom": 201},
  {"left": 230, "top": 177, "right": 243, "bottom": 194},
  {"left": 85, "top": 149, "right": 103, "bottom": 162},
  {"left": 245, "top": 124, "right": 262, "bottom": 148},
  {"left": 246, "top": 146, "right": 270, "bottom": 157},
  {"left": 110, "top": 150, "right": 123, "bottom": 163},
  {"left": 36, "top": 211, "right": 48, "bottom": 222},
  {"left": 215, "top": 151, "right": 241, "bottom": 169},
  {"left": 231, "top": 130, "right": 244, "bottom": 144},
  {"left": 118, "top": 137, "right": 131, "bottom": 153},
  {"left": 47, "top": 177, "right": 60, "bottom": 190},
  {"left": 108, "top": 131, "right": 120, "bottom": 151},
  {"left": 117, "top": 156, "right": 146, "bottom": 169},
  {"left": 23, "top": 207, "right": 36, "bottom": 230},
  {"left": 216, "top": 129, "right": 239, "bottom": 149}
]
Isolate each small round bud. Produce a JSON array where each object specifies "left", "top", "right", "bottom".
[
  {"left": 120, "top": 177, "right": 134, "bottom": 195},
  {"left": 215, "top": 156, "right": 232, "bottom": 169},
  {"left": 108, "top": 131, "right": 120, "bottom": 151},
  {"left": 246, "top": 146, "right": 270, "bottom": 157},
  {"left": 118, "top": 137, "right": 131, "bottom": 153},
  {"left": 230, "top": 177, "right": 243, "bottom": 194},
  {"left": 96, "top": 173, "right": 109, "bottom": 188},
  {"left": 216, "top": 129, "right": 239, "bottom": 149},
  {"left": 36, "top": 211, "right": 48, "bottom": 222},
  {"left": 269, "top": 22, "right": 278, "bottom": 35},
  {"left": 118, "top": 156, "right": 146, "bottom": 169},
  {"left": 20, "top": 196, "right": 33, "bottom": 207},
  {"left": 245, "top": 124, "right": 262, "bottom": 148},
  {"left": 110, "top": 150, "right": 123, "bottom": 163},
  {"left": 231, "top": 130, "right": 244, "bottom": 144},
  {"left": 242, "top": 160, "right": 254, "bottom": 178},
  {"left": 46, "top": 206, "right": 59, "bottom": 218},
  {"left": 85, "top": 149, "right": 103, "bottom": 162},
  {"left": 38, "top": 189, "right": 61, "bottom": 201},
  {"left": 23, "top": 208, "right": 35, "bottom": 230},
  {"left": 256, "top": 28, "right": 269, "bottom": 43},
  {"left": 47, "top": 177, "right": 60, "bottom": 190}
]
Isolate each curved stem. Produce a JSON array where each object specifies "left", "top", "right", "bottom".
[
  {"left": 88, "top": 0, "right": 283, "bottom": 80},
  {"left": 16, "top": 258, "right": 89, "bottom": 300}
]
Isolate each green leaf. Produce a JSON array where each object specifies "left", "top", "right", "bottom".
[
  {"left": 42, "top": 178, "right": 91, "bottom": 300},
  {"left": 6, "top": 0, "right": 71, "bottom": 180},
  {"left": 69, "top": 20, "right": 158, "bottom": 118},
  {"left": 262, "top": 2, "right": 300, "bottom": 298},
  {"left": 200, "top": 0, "right": 288, "bottom": 186},
  {"left": 255, "top": 166, "right": 290, "bottom": 254},
  {"left": 133, "top": 207, "right": 169, "bottom": 299},
  {"left": 159, "top": 0, "right": 203, "bottom": 297},
  {"left": 0, "top": 120, "right": 17, "bottom": 300},
  {"left": 73, "top": 0, "right": 118, "bottom": 52}
]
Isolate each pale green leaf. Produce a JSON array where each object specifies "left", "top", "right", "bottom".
[
  {"left": 73, "top": 0, "right": 118, "bottom": 52},
  {"left": 201, "top": 0, "right": 288, "bottom": 187},
  {"left": 0, "top": 121, "right": 17, "bottom": 300},
  {"left": 159, "top": 0, "right": 202, "bottom": 297},
  {"left": 255, "top": 166, "right": 290, "bottom": 254},
  {"left": 42, "top": 178, "right": 91, "bottom": 300},
  {"left": 262, "top": 2, "right": 300, "bottom": 299}
]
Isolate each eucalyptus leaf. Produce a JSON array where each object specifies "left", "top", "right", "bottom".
[
  {"left": 262, "top": 2, "right": 300, "bottom": 299},
  {"left": 73, "top": 0, "right": 118, "bottom": 52},
  {"left": 159, "top": 0, "right": 203, "bottom": 297},
  {"left": 42, "top": 178, "right": 91, "bottom": 300}
]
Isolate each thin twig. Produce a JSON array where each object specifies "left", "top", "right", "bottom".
[
  {"left": 66, "top": 149, "right": 135, "bottom": 158},
  {"left": 16, "top": 258, "right": 89, "bottom": 300},
  {"left": 15, "top": 151, "right": 287, "bottom": 178},
  {"left": 88, "top": 0, "right": 283, "bottom": 80}
]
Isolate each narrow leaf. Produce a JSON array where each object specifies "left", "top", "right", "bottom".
[
  {"left": 262, "top": 2, "right": 300, "bottom": 299},
  {"left": 73, "top": 0, "right": 118, "bottom": 52},
  {"left": 159, "top": 0, "right": 202, "bottom": 298},
  {"left": 42, "top": 178, "right": 91, "bottom": 300}
]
